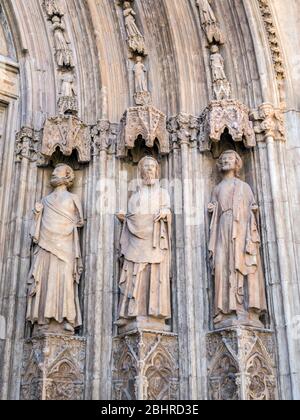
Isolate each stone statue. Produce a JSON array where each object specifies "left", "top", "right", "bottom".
[
  {"left": 123, "top": 1, "right": 146, "bottom": 55},
  {"left": 116, "top": 157, "right": 172, "bottom": 332},
  {"left": 58, "top": 74, "right": 78, "bottom": 115},
  {"left": 26, "top": 164, "right": 84, "bottom": 334},
  {"left": 43, "top": 0, "right": 63, "bottom": 19},
  {"left": 208, "top": 150, "right": 267, "bottom": 328},
  {"left": 210, "top": 45, "right": 226, "bottom": 81},
  {"left": 196, "top": 0, "right": 224, "bottom": 44},
  {"left": 133, "top": 56, "right": 151, "bottom": 105},
  {"left": 197, "top": 0, "right": 216, "bottom": 26},
  {"left": 60, "top": 74, "right": 76, "bottom": 98},
  {"left": 134, "top": 56, "right": 148, "bottom": 93},
  {"left": 53, "top": 16, "right": 74, "bottom": 68},
  {"left": 210, "top": 45, "right": 231, "bottom": 100}
]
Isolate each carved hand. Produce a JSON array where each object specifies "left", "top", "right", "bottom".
[
  {"left": 34, "top": 202, "right": 43, "bottom": 214},
  {"left": 77, "top": 218, "right": 84, "bottom": 228},
  {"left": 116, "top": 212, "right": 126, "bottom": 223},
  {"left": 208, "top": 202, "right": 216, "bottom": 213},
  {"left": 154, "top": 209, "right": 169, "bottom": 223}
]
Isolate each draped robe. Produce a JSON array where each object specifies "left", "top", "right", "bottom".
[
  {"left": 209, "top": 178, "right": 267, "bottom": 318},
  {"left": 118, "top": 184, "right": 172, "bottom": 321},
  {"left": 26, "top": 192, "right": 83, "bottom": 327}
]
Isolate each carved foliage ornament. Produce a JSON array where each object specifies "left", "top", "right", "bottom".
[
  {"left": 257, "top": 0, "right": 285, "bottom": 83},
  {"left": 117, "top": 106, "right": 169, "bottom": 158},
  {"left": 250, "top": 103, "right": 285, "bottom": 142},
  {"left": 15, "top": 127, "right": 40, "bottom": 163},
  {"left": 41, "top": 115, "right": 91, "bottom": 163},
  {"left": 167, "top": 113, "right": 200, "bottom": 150},
  {"left": 91, "top": 120, "right": 119, "bottom": 155}
]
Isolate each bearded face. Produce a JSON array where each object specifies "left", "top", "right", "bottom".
[{"left": 141, "top": 159, "right": 158, "bottom": 185}]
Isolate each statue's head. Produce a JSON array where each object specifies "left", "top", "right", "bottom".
[
  {"left": 138, "top": 156, "right": 159, "bottom": 186},
  {"left": 260, "top": 103, "right": 274, "bottom": 119},
  {"left": 211, "top": 45, "right": 219, "bottom": 54},
  {"left": 123, "top": 1, "right": 131, "bottom": 9},
  {"left": 136, "top": 56, "right": 143, "bottom": 63},
  {"left": 51, "top": 164, "right": 75, "bottom": 189},
  {"left": 217, "top": 150, "right": 243, "bottom": 177}
]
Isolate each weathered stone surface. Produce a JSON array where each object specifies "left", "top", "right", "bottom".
[
  {"left": 113, "top": 330, "right": 179, "bottom": 400},
  {"left": 199, "top": 100, "right": 256, "bottom": 151},
  {"left": 208, "top": 151, "right": 267, "bottom": 329},
  {"left": 116, "top": 157, "right": 172, "bottom": 334},
  {"left": 41, "top": 116, "right": 91, "bottom": 164},
  {"left": 21, "top": 334, "right": 86, "bottom": 401},
  {"left": 26, "top": 164, "right": 84, "bottom": 335},
  {"left": 207, "top": 327, "right": 278, "bottom": 400},
  {"left": 117, "top": 106, "right": 169, "bottom": 158}
]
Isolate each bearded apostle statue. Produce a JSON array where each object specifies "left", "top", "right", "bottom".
[
  {"left": 116, "top": 157, "right": 172, "bottom": 332},
  {"left": 26, "top": 164, "right": 84, "bottom": 334},
  {"left": 208, "top": 150, "right": 267, "bottom": 329}
]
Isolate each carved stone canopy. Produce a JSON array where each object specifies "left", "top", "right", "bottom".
[
  {"left": 199, "top": 100, "right": 256, "bottom": 152},
  {"left": 41, "top": 115, "right": 91, "bottom": 164},
  {"left": 117, "top": 106, "right": 169, "bottom": 158}
]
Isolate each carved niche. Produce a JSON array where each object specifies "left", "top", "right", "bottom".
[
  {"left": 117, "top": 106, "right": 169, "bottom": 159},
  {"left": 113, "top": 331, "right": 179, "bottom": 401},
  {"left": 21, "top": 335, "right": 86, "bottom": 401},
  {"left": 41, "top": 115, "right": 91, "bottom": 164},
  {"left": 207, "top": 327, "right": 278, "bottom": 400},
  {"left": 199, "top": 100, "right": 256, "bottom": 151}
]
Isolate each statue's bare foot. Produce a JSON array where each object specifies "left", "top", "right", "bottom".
[{"left": 64, "top": 322, "right": 75, "bottom": 333}]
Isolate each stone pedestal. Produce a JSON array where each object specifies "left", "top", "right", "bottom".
[
  {"left": 118, "top": 317, "right": 172, "bottom": 335},
  {"left": 112, "top": 329, "right": 179, "bottom": 400},
  {"left": 21, "top": 334, "right": 86, "bottom": 400},
  {"left": 206, "top": 327, "right": 278, "bottom": 400}
]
